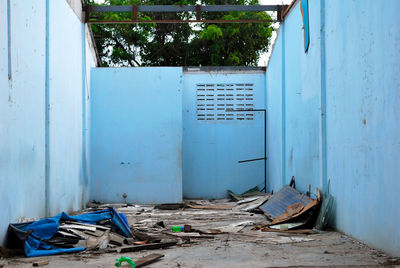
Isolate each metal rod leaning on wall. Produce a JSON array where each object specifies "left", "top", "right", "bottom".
[{"left": 226, "top": 108, "right": 267, "bottom": 193}]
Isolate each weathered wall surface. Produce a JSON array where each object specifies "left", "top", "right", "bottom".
[
  {"left": 0, "top": 0, "right": 96, "bottom": 245},
  {"left": 90, "top": 68, "right": 183, "bottom": 204},
  {"left": 266, "top": 0, "right": 400, "bottom": 257}
]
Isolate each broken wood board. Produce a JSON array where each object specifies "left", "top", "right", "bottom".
[
  {"left": 185, "top": 204, "right": 234, "bottom": 210},
  {"left": 233, "top": 196, "right": 269, "bottom": 212},
  {"left": 236, "top": 196, "right": 263, "bottom": 205},
  {"left": 121, "top": 254, "right": 164, "bottom": 268},
  {"left": 65, "top": 221, "right": 110, "bottom": 231},
  {"left": 132, "top": 231, "right": 161, "bottom": 243},
  {"left": 85, "top": 230, "right": 110, "bottom": 250},
  {"left": 259, "top": 228, "right": 316, "bottom": 235},
  {"left": 217, "top": 220, "right": 254, "bottom": 233},
  {"left": 110, "top": 241, "right": 177, "bottom": 253},
  {"left": 164, "top": 232, "right": 215, "bottom": 239},
  {"left": 60, "top": 224, "right": 96, "bottom": 232},
  {"left": 109, "top": 232, "right": 126, "bottom": 246},
  {"left": 83, "top": 229, "right": 106, "bottom": 237},
  {"left": 57, "top": 230, "right": 81, "bottom": 238}
]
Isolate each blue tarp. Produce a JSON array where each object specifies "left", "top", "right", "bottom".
[{"left": 9, "top": 208, "right": 132, "bottom": 257}]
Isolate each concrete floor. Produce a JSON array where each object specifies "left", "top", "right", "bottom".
[{"left": 2, "top": 200, "right": 399, "bottom": 267}]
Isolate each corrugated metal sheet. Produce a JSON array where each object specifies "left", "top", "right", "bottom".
[{"left": 260, "top": 185, "right": 313, "bottom": 219}]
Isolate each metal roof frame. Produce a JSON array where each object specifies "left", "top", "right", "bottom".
[{"left": 85, "top": 4, "right": 288, "bottom": 24}]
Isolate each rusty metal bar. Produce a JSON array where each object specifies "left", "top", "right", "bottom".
[
  {"left": 88, "top": 5, "right": 279, "bottom": 13},
  {"left": 86, "top": 4, "right": 283, "bottom": 24},
  {"left": 277, "top": 5, "right": 282, "bottom": 22},
  {"left": 132, "top": 5, "right": 138, "bottom": 21},
  {"left": 195, "top": 5, "right": 201, "bottom": 21},
  {"left": 87, "top": 19, "right": 276, "bottom": 24}
]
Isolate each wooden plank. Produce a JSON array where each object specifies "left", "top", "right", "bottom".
[
  {"left": 109, "top": 232, "right": 125, "bottom": 246},
  {"left": 60, "top": 224, "right": 96, "bottom": 232},
  {"left": 64, "top": 221, "right": 111, "bottom": 231},
  {"left": 58, "top": 230, "right": 81, "bottom": 238},
  {"left": 83, "top": 229, "right": 106, "bottom": 237},
  {"left": 32, "top": 260, "right": 49, "bottom": 267},
  {"left": 111, "top": 241, "right": 177, "bottom": 253},
  {"left": 135, "top": 253, "right": 164, "bottom": 267},
  {"left": 185, "top": 204, "right": 233, "bottom": 210}
]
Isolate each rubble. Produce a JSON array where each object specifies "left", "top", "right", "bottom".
[{"left": 4, "top": 184, "right": 335, "bottom": 266}]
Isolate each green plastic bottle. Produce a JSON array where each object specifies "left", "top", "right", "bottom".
[{"left": 171, "top": 226, "right": 184, "bottom": 232}]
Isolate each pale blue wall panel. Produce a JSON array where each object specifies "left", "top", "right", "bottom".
[
  {"left": 324, "top": 0, "right": 400, "bottom": 257},
  {"left": 49, "top": 0, "right": 85, "bottom": 215},
  {"left": 282, "top": 0, "right": 322, "bottom": 194},
  {"left": 266, "top": 0, "right": 400, "bottom": 257},
  {"left": 0, "top": 1, "right": 46, "bottom": 244},
  {"left": 266, "top": 35, "right": 283, "bottom": 193},
  {"left": 183, "top": 71, "right": 265, "bottom": 198},
  {"left": 90, "top": 67, "right": 183, "bottom": 204},
  {"left": 0, "top": 0, "right": 96, "bottom": 245}
]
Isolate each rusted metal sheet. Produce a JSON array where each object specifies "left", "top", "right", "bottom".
[{"left": 260, "top": 185, "right": 320, "bottom": 225}]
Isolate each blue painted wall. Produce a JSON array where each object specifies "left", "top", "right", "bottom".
[
  {"left": 48, "top": 0, "right": 89, "bottom": 216},
  {"left": 0, "top": 1, "right": 96, "bottom": 245},
  {"left": 183, "top": 70, "right": 265, "bottom": 198},
  {"left": 265, "top": 35, "right": 282, "bottom": 193},
  {"left": 0, "top": 0, "right": 46, "bottom": 246},
  {"left": 266, "top": 0, "right": 400, "bottom": 257},
  {"left": 90, "top": 68, "right": 183, "bottom": 204}
]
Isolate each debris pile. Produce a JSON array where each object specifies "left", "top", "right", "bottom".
[{"left": 5, "top": 181, "right": 334, "bottom": 267}]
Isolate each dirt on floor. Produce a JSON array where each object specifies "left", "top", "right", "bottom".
[{"left": 1, "top": 199, "right": 399, "bottom": 268}]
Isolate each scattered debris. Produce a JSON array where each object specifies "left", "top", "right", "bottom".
[
  {"left": 8, "top": 208, "right": 132, "bottom": 257},
  {"left": 4, "top": 183, "right": 335, "bottom": 266}
]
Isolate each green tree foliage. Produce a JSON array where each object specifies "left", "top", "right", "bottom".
[{"left": 86, "top": 0, "right": 273, "bottom": 66}]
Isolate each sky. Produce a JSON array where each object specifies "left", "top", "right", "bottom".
[{"left": 257, "top": 0, "right": 292, "bottom": 66}]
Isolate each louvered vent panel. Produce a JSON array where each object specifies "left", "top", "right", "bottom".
[{"left": 196, "top": 83, "right": 254, "bottom": 121}]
